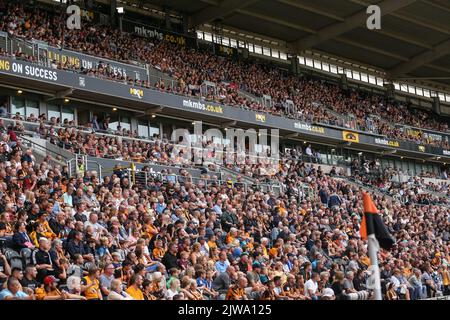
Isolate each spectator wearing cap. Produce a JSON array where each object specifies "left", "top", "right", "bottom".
[
  {"left": 35, "top": 275, "right": 85, "bottom": 300},
  {"left": 321, "top": 287, "right": 335, "bottom": 300}
]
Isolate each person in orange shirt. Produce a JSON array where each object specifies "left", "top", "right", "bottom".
[
  {"left": 226, "top": 276, "right": 248, "bottom": 300},
  {"left": 226, "top": 228, "right": 238, "bottom": 245},
  {"left": 81, "top": 266, "right": 102, "bottom": 300},
  {"left": 207, "top": 235, "right": 218, "bottom": 251},
  {"left": 440, "top": 265, "right": 450, "bottom": 296},
  {"left": 126, "top": 274, "right": 144, "bottom": 300},
  {"left": 36, "top": 212, "right": 57, "bottom": 240},
  {"left": 152, "top": 239, "right": 166, "bottom": 261},
  {"left": 36, "top": 275, "right": 85, "bottom": 300}
]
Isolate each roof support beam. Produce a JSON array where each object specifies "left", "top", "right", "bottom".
[
  {"left": 189, "top": 0, "right": 260, "bottom": 28},
  {"left": 389, "top": 39, "right": 450, "bottom": 78},
  {"left": 349, "top": 0, "right": 450, "bottom": 35},
  {"left": 293, "top": 0, "right": 417, "bottom": 51},
  {"left": 420, "top": 0, "right": 450, "bottom": 14},
  {"left": 375, "top": 30, "right": 432, "bottom": 50},
  {"left": 235, "top": 9, "right": 316, "bottom": 34},
  {"left": 276, "top": 0, "right": 345, "bottom": 22},
  {"left": 334, "top": 37, "right": 409, "bottom": 61}
]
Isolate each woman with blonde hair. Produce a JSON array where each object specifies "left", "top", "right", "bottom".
[{"left": 165, "top": 278, "right": 180, "bottom": 300}]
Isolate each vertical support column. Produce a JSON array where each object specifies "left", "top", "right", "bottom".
[
  {"left": 110, "top": 0, "right": 117, "bottom": 27},
  {"left": 165, "top": 7, "right": 172, "bottom": 30}
]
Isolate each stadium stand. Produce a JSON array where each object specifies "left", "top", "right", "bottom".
[{"left": 0, "top": 0, "right": 448, "bottom": 302}]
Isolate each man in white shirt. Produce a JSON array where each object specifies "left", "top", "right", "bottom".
[
  {"left": 304, "top": 272, "right": 320, "bottom": 300},
  {"left": 84, "top": 213, "right": 105, "bottom": 238},
  {"left": 305, "top": 144, "right": 313, "bottom": 161}
]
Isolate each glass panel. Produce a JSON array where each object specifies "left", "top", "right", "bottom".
[
  {"left": 138, "top": 120, "right": 149, "bottom": 138},
  {"left": 108, "top": 114, "right": 119, "bottom": 131},
  {"left": 25, "top": 100, "right": 39, "bottom": 119},
  {"left": 279, "top": 52, "right": 287, "bottom": 60},
  {"left": 313, "top": 60, "right": 321, "bottom": 69},
  {"left": 61, "top": 106, "right": 74, "bottom": 122},
  {"left": 254, "top": 45, "right": 262, "bottom": 54},
  {"left": 120, "top": 116, "right": 131, "bottom": 130},
  {"left": 330, "top": 65, "right": 337, "bottom": 74},
  {"left": 204, "top": 32, "right": 212, "bottom": 42},
  {"left": 47, "top": 104, "right": 60, "bottom": 121},
  {"left": 361, "top": 73, "right": 368, "bottom": 82},
  {"left": 149, "top": 124, "right": 160, "bottom": 138},
  {"left": 11, "top": 96, "right": 25, "bottom": 116},
  {"left": 263, "top": 47, "right": 270, "bottom": 56},
  {"left": 305, "top": 58, "right": 313, "bottom": 67}
]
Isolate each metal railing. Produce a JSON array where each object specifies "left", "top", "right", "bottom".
[{"left": 123, "top": 168, "right": 284, "bottom": 195}]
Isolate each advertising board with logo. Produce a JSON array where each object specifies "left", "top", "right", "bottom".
[
  {"left": 182, "top": 99, "right": 223, "bottom": 114},
  {"left": 256, "top": 114, "right": 266, "bottom": 123},
  {"left": 374, "top": 138, "right": 400, "bottom": 148},
  {"left": 45, "top": 46, "right": 146, "bottom": 80},
  {"left": 294, "top": 122, "right": 325, "bottom": 134},
  {"left": 342, "top": 131, "right": 359, "bottom": 143},
  {"left": 123, "top": 20, "right": 196, "bottom": 47},
  {"left": 0, "top": 58, "right": 58, "bottom": 81}
]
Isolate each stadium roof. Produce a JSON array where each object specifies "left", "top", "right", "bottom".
[{"left": 144, "top": 0, "right": 450, "bottom": 91}]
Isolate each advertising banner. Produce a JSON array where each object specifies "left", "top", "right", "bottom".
[
  {"left": 122, "top": 20, "right": 197, "bottom": 48},
  {"left": 45, "top": 46, "right": 147, "bottom": 80}
]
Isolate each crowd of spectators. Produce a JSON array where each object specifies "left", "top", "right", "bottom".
[
  {"left": 349, "top": 159, "right": 449, "bottom": 206},
  {"left": 0, "top": 1, "right": 449, "bottom": 301},
  {"left": 1, "top": 2, "right": 449, "bottom": 151},
  {"left": 0, "top": 115, "right": 449, "bottom": 301}
]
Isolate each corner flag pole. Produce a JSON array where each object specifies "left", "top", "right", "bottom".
[{"left": 368, "top": 234, "right": 382, "bottom": 300}]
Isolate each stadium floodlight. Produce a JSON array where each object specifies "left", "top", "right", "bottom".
[
  {"left": 17, "top": 90, "right": 23, "bottom": 94},
  {"left": 117, "top": 7, "right": 124, "bottom": 14}
]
